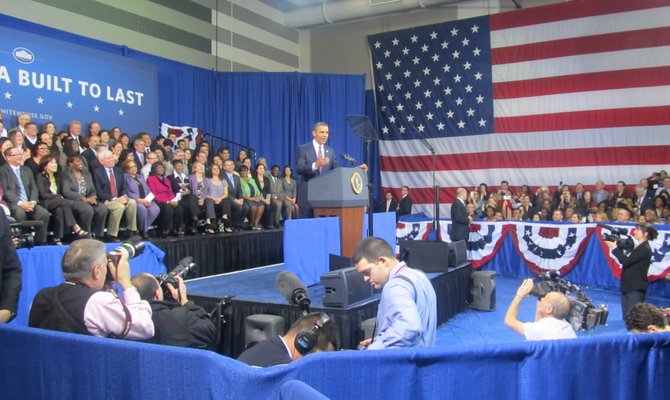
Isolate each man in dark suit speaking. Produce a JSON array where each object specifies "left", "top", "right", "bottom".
[
  {"left": 450, "top": 187, "right": 470, "bottom": 243},
  {"left": 296, "top": 122, "right": 338, "bottom": 183},
  {"left": 296, "top": 122, "right": 370, "bottom": 218}
]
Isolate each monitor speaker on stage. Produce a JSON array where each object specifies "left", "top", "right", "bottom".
[
  {"left": 329, "top": 253, "right": 352, "bottom": 271},
  {"left": 404, "top": 240, "right": 450, "bottom": 272},
  {"left": 448, "top": 240, "right": 468, "bottom": 267},
  {"left": 244, "top": 314, "right": 285, "bottom": 348},
  {"left": 321, "top": 267, "right": 372, "bottom": 308},
  {"left": 469, "top": 271, "right": 496, "bottom": 311}
]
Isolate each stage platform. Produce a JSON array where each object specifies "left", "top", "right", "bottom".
[
  {"left": 187, "top": 262, "right": 472, "bottom": 357},
  {"left": 149, "top": 229, "right": 284, "bottom": 278}
]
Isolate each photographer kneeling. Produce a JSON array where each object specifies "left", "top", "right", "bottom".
[
  {"left": 131, "top": 273, "right": 217, "bottom": 349},
  {"left": 504, "top": 278, "right": 577, "bottom": 341},
  {"left": 604, "top": 222, "right": 658, "bottom": 318},
  {"left": 29, "top": 239, "right": 154, "bottom": 339}
]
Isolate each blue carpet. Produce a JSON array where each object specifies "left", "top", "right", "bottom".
[
  {"left": 186, "top": 264, "right": 380, "bottom": 308},
  {"left": 437, "top": 275, "right": 670, "bottom": 347},
  {"left": 186, "top": 266, "right": 670, "bottom": 347}
]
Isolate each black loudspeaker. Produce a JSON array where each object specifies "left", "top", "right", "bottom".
[
  {"left": 469, "top": 271, "right": 496, "bottom": 311},
  {"left": 321, "top": 267, "right": 373, "bottom": 307},
  {"left": 448, "top": 240, "right": 468, "bottom": 267},
  {"left": 244, "top": 314, "right": 285, "bottom": 348},
  {"left": 329, "top": 253, "right": 351, "bottom": 271},
  {"left": 406, "top": 240, "right": 450, "bottom": 272}
]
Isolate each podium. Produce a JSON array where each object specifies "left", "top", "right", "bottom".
[{"left": 308, "top": 167, "right": 368, "bottom": 258}]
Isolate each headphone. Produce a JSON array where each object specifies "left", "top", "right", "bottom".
[{"left": 294, "top": 312, "right": 331, "bottom": 355}]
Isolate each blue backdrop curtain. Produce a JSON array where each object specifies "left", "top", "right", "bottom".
[
  {"left": 0, "top": 13, "right": 366, "bottom": 169},
  {"left": 214, "top": 72, "right": 366, "bottom": 168}
]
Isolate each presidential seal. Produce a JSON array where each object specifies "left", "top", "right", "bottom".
[{"left": 350, "top": 171, "right": 364, "bottom": 195}]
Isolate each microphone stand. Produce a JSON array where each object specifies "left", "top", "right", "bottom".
[
  {"left": 414, "top": 133, "right": 439, "bottom": 240},
  {"left": 365, "top": 136, "right": 374, "bottom": 238},
  {"left": 345, "top": 115, "right": 380, "bottom": 239}
]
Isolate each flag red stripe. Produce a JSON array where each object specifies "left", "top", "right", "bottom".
[
  {"left": 494, "top": 105, "right": 670, "bottom": 133},
  {"left": 383, "top": 187, "right": 459, "bottom": 205},
  {"left": 383, "top": 183, "right": 648, "bottom": 206},
  {"left": 380, "top": 145, "right": 670, "bottom": 172},
  {"left": 489, "top": 0, "right": 669, "bottom": 31},
  {"left": 491, "top": 26, "right": 670, "bottom": 65},
  {"left": 493, "top": 66, "right": 670, "bottom": 99}
]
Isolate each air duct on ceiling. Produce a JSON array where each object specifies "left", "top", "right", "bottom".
[{"left": 283, "top": 0, "right": 463, "bottom": 29}]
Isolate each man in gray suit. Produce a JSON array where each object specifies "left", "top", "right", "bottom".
[{"left": 0, "top": 146, "right": 50, "bottom": 244}]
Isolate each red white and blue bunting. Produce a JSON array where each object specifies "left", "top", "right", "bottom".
[
  {"left": 509, "top": 222, "right": 594, "bottom": 274},
  {"left": 439, "top": 221, "right": 510, "bottom": 269},
  {"left": 395, "top": 220, "right": 433, "bottom": 255},
  {"left": 396, "top": 219, "right": 670, "bottom": 281}
]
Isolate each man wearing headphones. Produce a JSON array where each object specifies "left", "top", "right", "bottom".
[{"left": 237, "top": 312, "right": 340, "bottom": 367}]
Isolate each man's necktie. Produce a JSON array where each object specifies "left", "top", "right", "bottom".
[
  {"left": 318, "top": 146, "right": 324, "bottom": 174},
  {"left": 13, "top": 168, "right": 27, "bottom": 202},
  {"left": 109, "top": 169, "right": 117, "bottom": 197}
]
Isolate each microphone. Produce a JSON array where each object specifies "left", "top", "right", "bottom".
[
  {"left": 600, "top": 224, "right": 628, "bottom": 235},
  {"left": 275, "top": 270, "right": 311, "bottom": 314},
  {"left": 340, "top": 153, "right": 356, "bottom": 164}
]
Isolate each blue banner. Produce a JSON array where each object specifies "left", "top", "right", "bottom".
[{"left": 0, "top": 26, "right": 158, "bottom": 134}]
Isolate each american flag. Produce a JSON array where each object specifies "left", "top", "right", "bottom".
[{"left": 369, "top": 0, "right": 670, "bottom": 216}]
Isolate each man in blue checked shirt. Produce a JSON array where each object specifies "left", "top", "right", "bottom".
[{"left": 354, "top": 237, "right": 437, "bottom": 350}]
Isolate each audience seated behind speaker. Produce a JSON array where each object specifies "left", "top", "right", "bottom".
[{"left": 237, "top": 312, "right": 340, "bottom": 368}]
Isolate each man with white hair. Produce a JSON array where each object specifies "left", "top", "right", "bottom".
[
  {"left": 92, "top": 149, "right": 137, "bottom": 241},
  {"left": 450, "top": 187, "right": 470, "bottom": 242}
]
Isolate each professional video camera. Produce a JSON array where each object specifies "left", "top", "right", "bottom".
[
  {"left": 531, "top": 271, "right": 609, "bottom": 332},
  {"left": 9, "top": 221, "right": 40, "bottom": 249},
  {"left": 156, "top": 256, "right": 197, "bottom": 300},
  {"left": 600, "top": 224, "right": 634, "bottom": 251}
]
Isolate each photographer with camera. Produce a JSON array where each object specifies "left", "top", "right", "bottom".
[
  {"left": 131, "top": 272, "right": 216, "bottom": 349},
  {"left": 0, "top": 213, "right": 21, "bottom": 323},
  {"left": 604, "top": 222, "right": 658, "bottom": 317},
  {"left": 504, "top": 278, "right": 577, "bottom": 341},
  {"left": 29, "top": 239, "right": 154, "bottom": 339}
]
